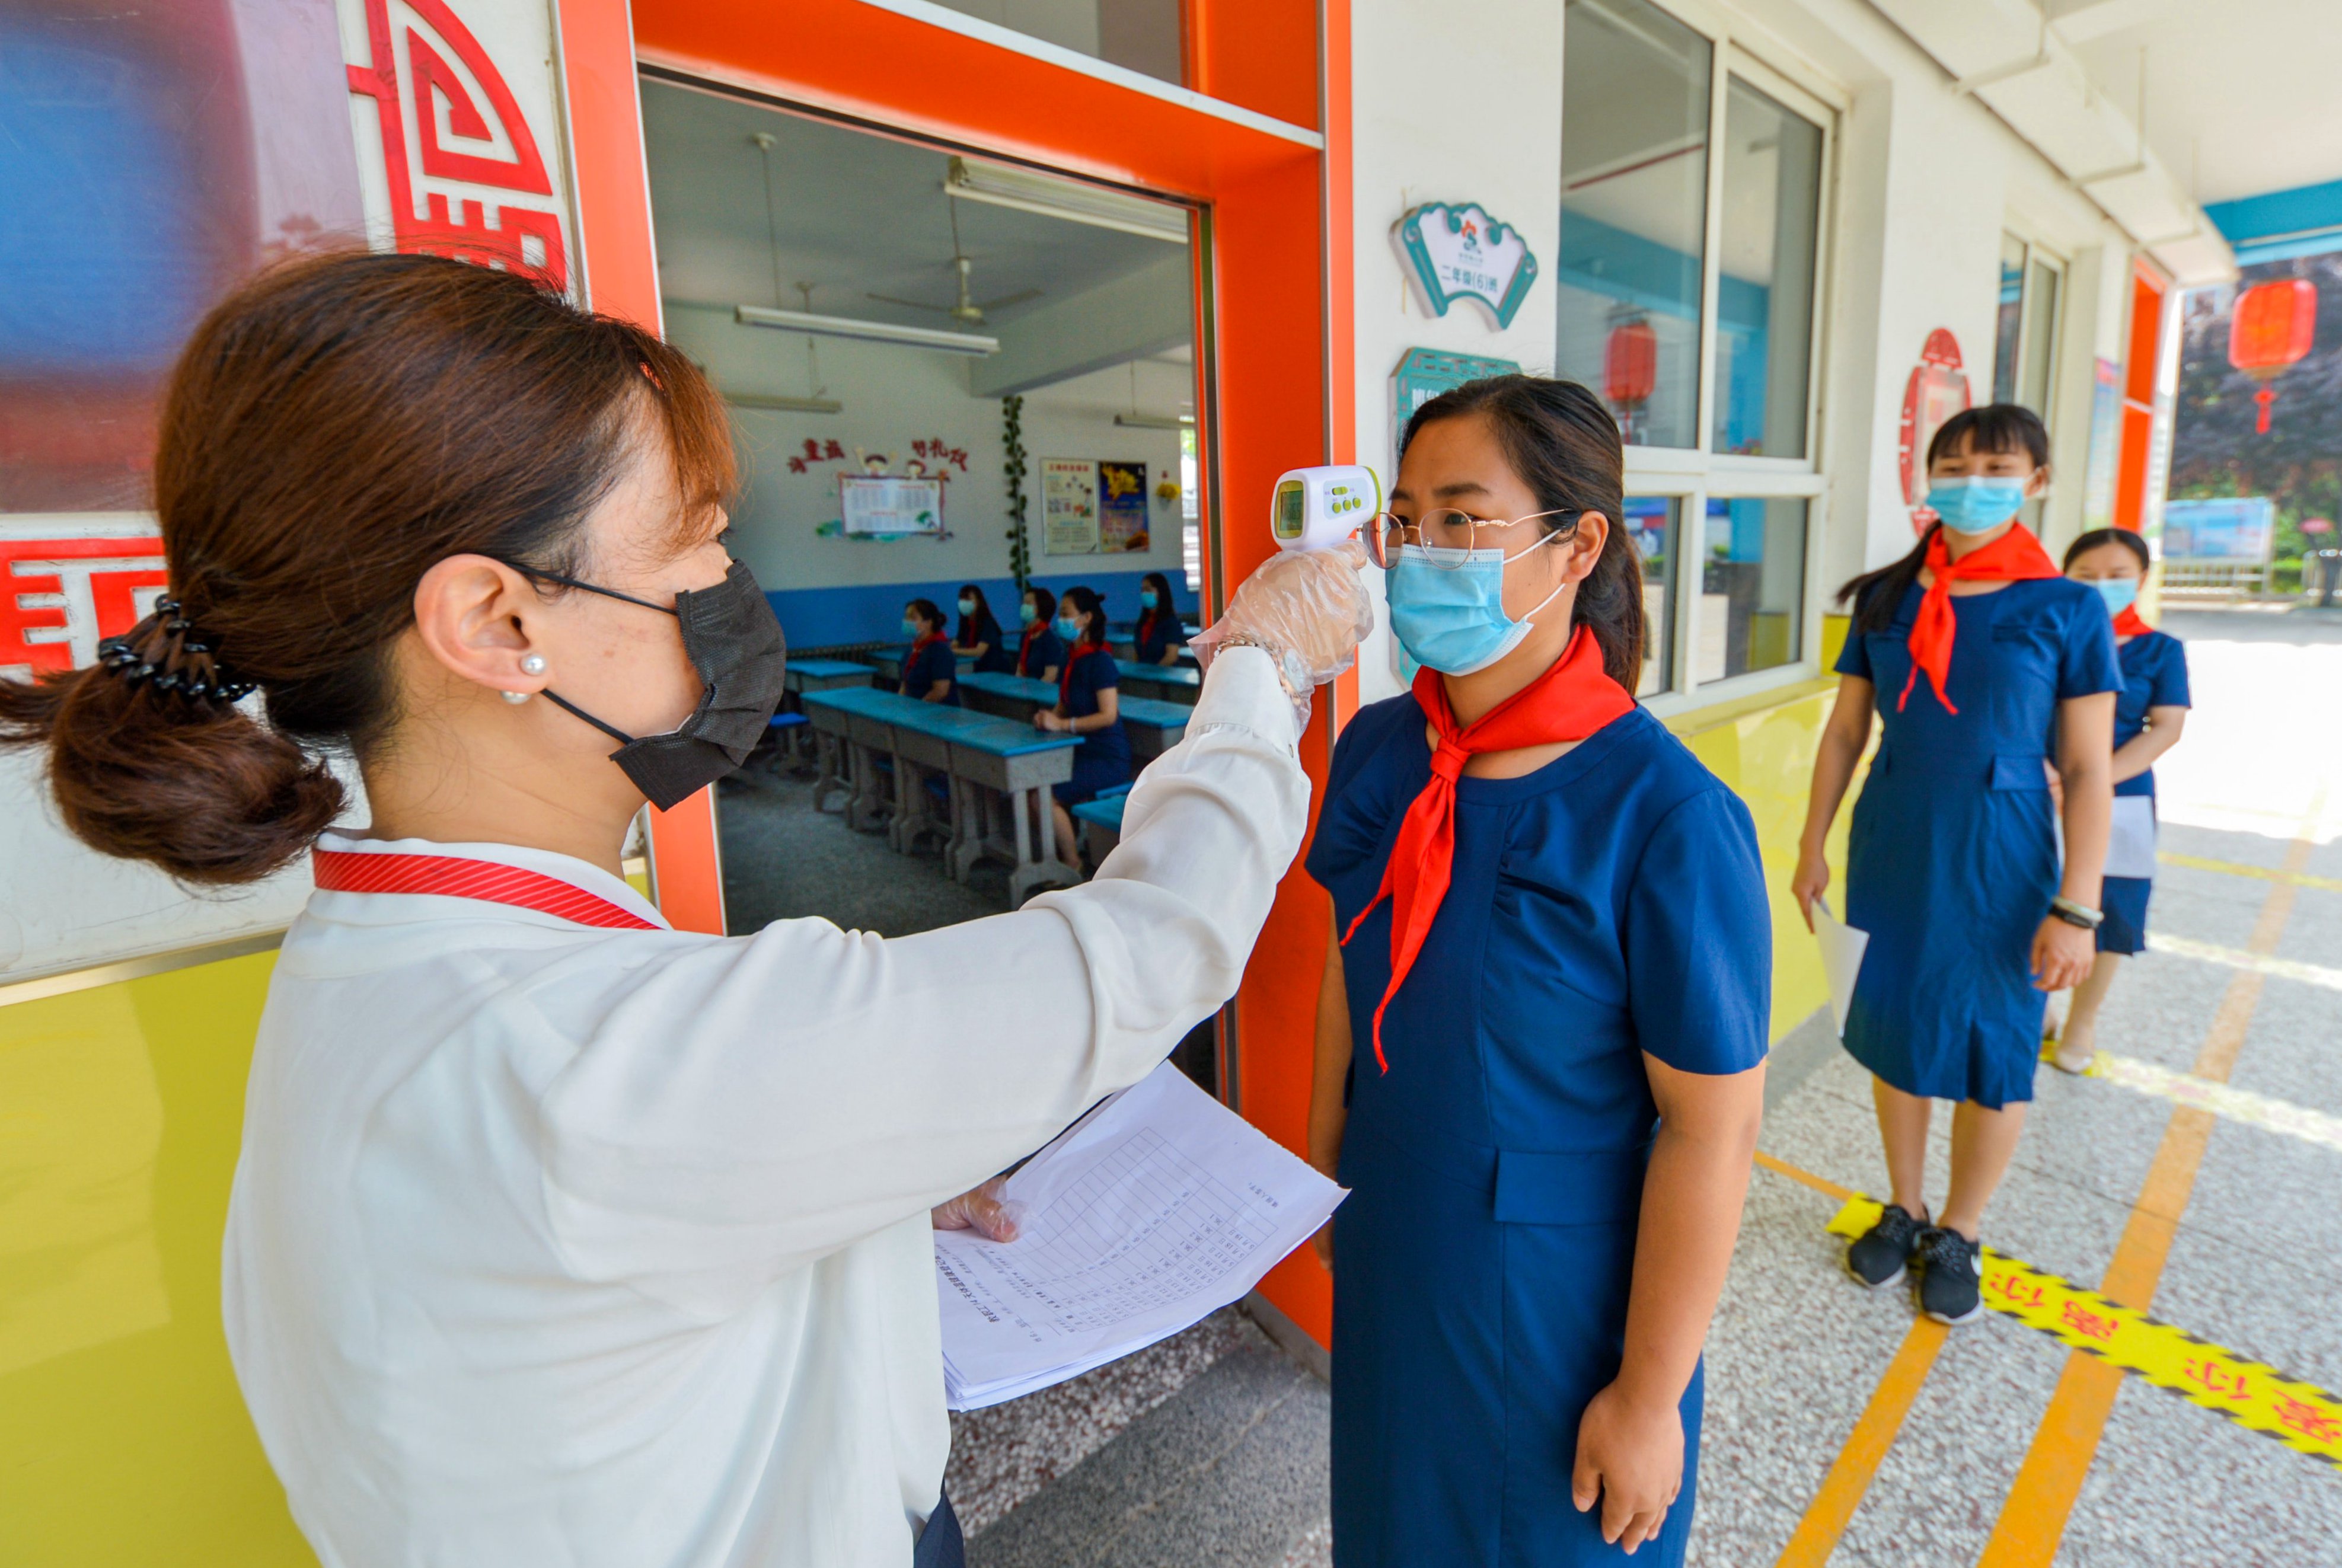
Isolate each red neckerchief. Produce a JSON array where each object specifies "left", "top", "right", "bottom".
[
  {"left": 1017, "top": 622, "right": 1046, "bottom": 675},
  {"left": 1899, "top": 524, "right": 2059, "bottom": 714},
  {"left": 1339, "top": 624, "right": 1633, "bottom": 1071},
  {"left": 312, "top": 850, "right": 658, "bottom": 930},
  {"left": 2112, "top": 604, "right": 2152, "bottom": 638},
  {"left": 1136, "top": 608, "right": 1162, "bottom": 649},
  {"left": 1058, "top": 638, "right": 1106, "bottom": 707}
]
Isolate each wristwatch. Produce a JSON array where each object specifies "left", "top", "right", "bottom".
[{"left": 2049, "top": 896, "right": 2104, "bottom": 930}]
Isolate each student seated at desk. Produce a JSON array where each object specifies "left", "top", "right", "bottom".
[
  {"left": 1014, "top": 586, "right": 1067, "bottom": 682},
  {"left": 953, "top": 584, "right": 1015, "bottom": 674},
  {"left": 899, "top": 599, "right": 959, "bottom": 705},
  {"left": 1134, "top": 571, "right": 1189, "bottom": 666},
  {"left": 1034, "top": 585, "right": 1129, "bottom": 870}
]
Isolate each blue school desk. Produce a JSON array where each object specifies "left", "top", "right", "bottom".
[{"left": 799, "top": 688, "right": 1082, "bottom": 905}]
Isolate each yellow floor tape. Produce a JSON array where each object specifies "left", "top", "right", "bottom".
[
  {"left": 2043, "top": 1044, "right": 2342, "bottom": 1155},
  {"left": 2158, "top": 850, "right": 2342, "bottom": 896},
  {"left": 2147, "top": 932, "right": 2342, "bottom": 993},
  {"left": 1825, "top": 1196, "right": 2342, "bottom": 1470}
]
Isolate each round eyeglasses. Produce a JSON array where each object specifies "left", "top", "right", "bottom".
[{"left": 1363, "top": 508, "right": 1582, "bottom": 570}]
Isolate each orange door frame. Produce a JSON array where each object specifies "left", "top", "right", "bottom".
[
  {"left": 562, "top": 0, "right": 1351, "bottom": 1345},
  {"left": 2113, "top": 260, "right": 2169, "bottom": 532}
]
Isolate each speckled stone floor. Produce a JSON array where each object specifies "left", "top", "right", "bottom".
[{"left": 794, "top": 611, "right": 2342, "bottom": 1566}]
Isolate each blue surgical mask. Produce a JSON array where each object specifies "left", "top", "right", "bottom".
[
  {"left": 902, "top": 618, "right": 923, "bottom": 638},
  {"left": 1384, "top": 537, "right": 1566, "bottom": 676},
  {"left": 2091, "top": 578, "right": 2139, "bottom": 617},
  {"left": 1054, "top": 615, "right": 1084, "bottom": 643},
  {"left": 1140, "top": 589, "right": 1159, "bottom": 609},
  {"left": 958, "top": 596, "right": 977, "bottom": 615},
  {"left": 1925, "top": 477, "right": 2030, "bottom": 534},
  {"left": 1019, "top": 603, "right": 1037, "bottom": 625}
]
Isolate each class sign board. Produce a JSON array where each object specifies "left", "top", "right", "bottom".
[{"left": 1393, "top": 203, "right": 1539, "bottom": 331}]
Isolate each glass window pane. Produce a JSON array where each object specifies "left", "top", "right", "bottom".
[
  {"left": 928, "top": 0, "right": 1184, "bottom": 84},
  {"left": 1711, "top": 77, "right": 1823, "bottom": 458},
  {"left": 0, "top": 2, "right": 360, "bottom": 515},
  {"left": 1992, "top": 232, "right": 2027, "bottom": 407},
  {"left": 2019, "top": 257, "right": 2060, "bottom": 417},
  {"left": 1697, "top": 497, "right": 1807, "bottom": 683},
  {"left": 1556, "top": 0, "right": 1711, "bottom": 449},
  {"left": 1623, "top": 496, "right": 1677, "bottom": 695}
]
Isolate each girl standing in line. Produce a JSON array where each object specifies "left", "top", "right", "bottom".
[
  {"left": 1307, "top": 376, "right": 1769, "bottom": 1566},
  {"left": 952, "top": 584, "right": 1015, "bottom": 674},
  {"left": 1033, "top": 585, "right": 1129, "bottom": 869},
  {"left": 2048, "top": 528, "right": 2189, "bottom": 1072},
  {"left": 1792, "top": 405, "right": 2119, "bottom": 1326},
  {"left": 1014, "top": 585, "right": 1065, "bottom": 682},
  {"left": 899, "top": 598, "right": 959, "bottom": 705},
  {"left": 1134, "top": 571, "right": 1190, "bottom": 666}
]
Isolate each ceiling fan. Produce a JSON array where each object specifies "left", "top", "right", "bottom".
[{"left": 867, "top": 199, "right": 1038, "bottom": 326}]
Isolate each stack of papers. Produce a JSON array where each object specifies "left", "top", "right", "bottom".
[{"left": 933, "top": 1062, "right": 1346, "bottom": 1410}]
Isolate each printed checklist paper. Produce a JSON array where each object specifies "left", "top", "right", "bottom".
[{"left": 933, "top": 1062, "right": 1347, "bottom": 1410}]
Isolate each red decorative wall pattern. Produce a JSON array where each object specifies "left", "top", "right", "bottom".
[{"left": 346, "top": 0, "right": 569, "bottom": 289}]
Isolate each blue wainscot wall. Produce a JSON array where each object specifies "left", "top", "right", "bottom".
[{"left": 770, "top": 569, "right": 1195, "bottom": 650}]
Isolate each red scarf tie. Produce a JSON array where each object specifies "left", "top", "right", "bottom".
[
  {"left": 1017, "top": 623, "right": 1045, "bottom": 675},
  {"left": 1058, "top": 638, "right": 1105, "bottom": 706},
  {"left": 2111, "top": 603, "right": 2152, "bottom": 638},
  {"left": 1339, "top": 625, "right": 1634, "bottom": 1071},
  {"left": 1899, "top": 524, "right": 2059, "bottom": 714}
]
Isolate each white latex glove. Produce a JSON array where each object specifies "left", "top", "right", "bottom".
[
  {"left": 1190, "top": 539, "right": 1376, "bottom": 731},
  {"left": 931, "top": 1176, "right": 1021, "bottom": 1242}
]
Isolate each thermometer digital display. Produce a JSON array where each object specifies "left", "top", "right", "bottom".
[{"left": 1269, "top": 465, "right": 1381, "bottom": 552}]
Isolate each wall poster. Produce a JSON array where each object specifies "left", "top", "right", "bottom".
[
  {"left": 1043, "top": 458, "right": 1100, "bottom": 555},
  {"left": 840, "top": 474, "right": 944, "bottom": 536},
  {"left": 1097, "top": 461, "right": 1150, "bottom": 552}
]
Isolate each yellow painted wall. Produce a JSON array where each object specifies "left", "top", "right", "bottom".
[
  {"left": 0, "top": 655, "right": 1858, "bottom": 1560},
  {"left": 0, "top": 953, "right": 314, "bottom": 1564}
]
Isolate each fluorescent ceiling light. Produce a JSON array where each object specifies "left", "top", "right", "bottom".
[
  {"left": 735, "top": 304, "right": 998, "bottom": 356},
  {"left": 1114, "top": 413, "right": 1194, "bottom": 430},
  {"left": 726, "top": 391, "right": 844, "bottom": 414},
  {"left": 947, "top": 157, "right": 1189, "bottom": 244}
]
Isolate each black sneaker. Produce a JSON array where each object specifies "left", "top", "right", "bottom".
[
  {"left": 1916, "top": 1227, "right": 1985, "bottom": 1324},
  {"left": 1846, "top": 1203, "right": 1928, "bottom": 1289}
]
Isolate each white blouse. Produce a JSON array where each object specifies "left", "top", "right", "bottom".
[{"left": 222, "top": 647, "right": 1306, "bottom": 1568}]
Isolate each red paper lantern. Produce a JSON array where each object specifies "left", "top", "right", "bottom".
[
  {"left": 1604, "top": 317, "right": 1658, "bottom": 409},
  {"left": 2228, "top": 279, "right": 2317, "bottom": 433}
]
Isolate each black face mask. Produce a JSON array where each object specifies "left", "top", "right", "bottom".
[{"left": 517, "top": 559, "right": 787, "bottom": 811}]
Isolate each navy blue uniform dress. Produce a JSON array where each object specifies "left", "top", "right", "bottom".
[
  {"left": 1016, "top": 624, "right": 1067, "bottom": 681},
  {"left": 1307, "top": 698, "right": 1771, "bottom": 1568},
  {"left": 901, "top": 637, "right": 961, "bottom": 706},
  {"left": 961, "top": 608, "right": 1016, "bottom": 674},
  {"left": 1835, "top": 579, "right": 2121, "bottom": 1109},
  {"left": 1134, "top": 608, "right": 1189, "bottom": 665},
  {"left": 1052, "top": 647, "right": 1130, "bottom": 806},
  {"left": 2099, "top": 630, "right": 2190, "bottom": 954}
]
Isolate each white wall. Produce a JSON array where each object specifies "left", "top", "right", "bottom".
[
  {"left": 665, "top": 302, "right": 1188, "bottom": 595},
  {"left": 1347, "top": 0, "right": 1566, "bottom": 701}
]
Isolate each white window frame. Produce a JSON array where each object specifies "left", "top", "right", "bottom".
[{"left": 1575, "top": 2, "right": 1841, "bottom": 717}]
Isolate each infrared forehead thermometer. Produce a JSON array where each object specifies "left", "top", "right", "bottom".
[{"left": 1271, "top": 465, "right": 1381, "bottom": 551}]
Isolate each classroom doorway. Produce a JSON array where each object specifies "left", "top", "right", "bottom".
[{"left": 638, "top": 80, "right": 1208, "bottom": 996}]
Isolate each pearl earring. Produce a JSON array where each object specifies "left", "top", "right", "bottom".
[
  {"left": 521, "top": 654, "right": 547, "bottom": 675},
  {"left": 500, "top": 689, "right": 531, "bottom": 704}
]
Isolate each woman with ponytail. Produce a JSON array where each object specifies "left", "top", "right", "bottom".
[
  {"left": 1791, "top": 405, "right": 2120, "bottom": 1327},
  {"left": 1303, "top": 375, "right": 1770, "bottom": 1566},
  {"left": 0, "top": 250, "right": 1370, "bottom": 1568},
  {"left": 2047, "top": 527, "right": 2188, "bottom": 1072}
]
